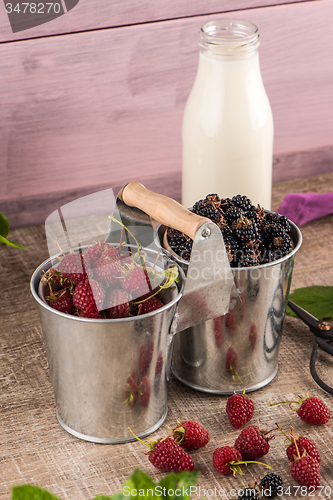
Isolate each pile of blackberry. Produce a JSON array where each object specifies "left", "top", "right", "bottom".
[{"left": 167, "top": 194, "right": 293, "bottom": 267}]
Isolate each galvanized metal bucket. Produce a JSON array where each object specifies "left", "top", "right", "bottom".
[
  {"left": 156, "top": 219, "right": 302, "bottom": 394},
  {"left": 30, "top": 247, "right": 185, "bottom": 444}
]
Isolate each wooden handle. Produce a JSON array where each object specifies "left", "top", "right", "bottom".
[{"left": 121, "top": 182, "right": 209, "bottom": 240}]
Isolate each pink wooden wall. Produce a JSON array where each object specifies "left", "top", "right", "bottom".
[{"left": 1, "top": 0, "right": 333, "bottom": 228}]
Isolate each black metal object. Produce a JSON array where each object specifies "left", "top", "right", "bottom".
[{"left": 288, "top": 300, "right": 333, "bottom": 395}]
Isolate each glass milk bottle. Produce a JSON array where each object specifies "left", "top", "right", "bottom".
[{"left": 182, "top": 19, "right": 274, "bottom": 209}]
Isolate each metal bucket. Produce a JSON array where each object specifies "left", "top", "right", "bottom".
[
  {"left": 30, "top": 247, "right": 185, "bottom": 444},
  {"left": 156, "top": 219, "right": 302, "bottom": 394}
]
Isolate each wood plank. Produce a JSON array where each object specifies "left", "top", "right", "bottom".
[
  {"left": 0, "top": 0, "right": 308, "bottom": 43},
  {"left": 1, "top": 0, "right": 333, "bottom": 212},
  {"left": 3, "top": 145, "right": 333, "bottom": 229}
]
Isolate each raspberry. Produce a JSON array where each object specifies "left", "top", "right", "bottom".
[
  {"left": 93, "top": 257, "right": 121, "bottom": 285},
  {"left": 171, "top": 420, "right": 210, "bottom": 450},
  {"left": 259, "top": 473, "right": 283, "bottom": 498},
  {"left": 83, "top": 242, "right": 118, "bottom": 267},
  {"left": 290, "top": 455, "right": 321, "bottom": 489},
  {"left": 73, "top": 278, "right": 105, "bottom": 317},
  {"left": 147, "top": 436, "right": 194, "bottom": 472},
  {"left": 287, "top": 436, "right": 321, "bottom": 464},
  {"left": 213, "top": 446, "right": 242, "bottom": 475},
  {"left": 122, "top": 266, "right": 152, "bottom": 296},
  {"left": 137, "top": 296, "right": 164, "bottom": 315},
  {"left": 105, "top": 289, "right": 130, "bottom": 318},
  {"left": 139, "top": 375, "right": 150, "bottom": 406},
  {"left": 297, "top": 396, "right": 330, "bottom": 425},
  {"left": 269, "top": 394, "right": 331, "bottom": 425},
  {"left": 226, "top": 393, "right": 255, "bottom": 429},
  {"left": 46, "top": 289, "right": 75, "bottom": 315},
  {"left": 234, "top": 425, "right": 273, "bottom": 460},
  {"left": 58, "top": 253, "right": 88, "bottom": 285},
  {"left": 225, "top": 347, "right": 238, "bottom": 376}
]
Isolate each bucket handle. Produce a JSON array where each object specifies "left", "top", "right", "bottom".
[{"left": 120, "top": 182, "right": 209, "bottom": 240}]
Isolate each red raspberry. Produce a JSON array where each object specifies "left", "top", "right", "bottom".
[
  {"left": 287, "top": 436, "right": 321, "bottom": 464},
  {"left": 73, "top": 278, "right": 105, "bottom": 317},
  {"left": 106, "top": 289, "right": 130, "bottom": 318},
  {"left": 83, "top": 242, "right": 118, "bottom": 267},
  {"left": 138, "top": 296, "right": 163, "bottom": 315},
  {"left": 139, "top": 375, "right": 151, "bottom": 406},
  {"left": 213, "top": 446, "right": 242, "bottom": 475},
  {"left": 297, "top": 396, "right": 331, "bottom": 425},
  {"left": 122, "top": 266, "right": 152, "bottom": 296},
  {"left": 124, "top": 372, "right": 138, "bottom": 407},
  {"left": 58, "top": 253, "right": 88, "bottom": 285},
  {"left": 226, "top": 393, "right": 255, "bottom": 429},
  {"left": 139, "top": 338, "right": 154, "bottom": 375},
  {"left": 46, "top": 289, "right": 75, "bottom": 315},
  {"left": 290, "top": 455, "right": 321, "bottom": 489},
  {"left": 234, "top": 425, "right": 273, "bottom": 460},
  {"left": 269, "top": 394, "right": 331, "bottom": 425},
  {"left": 147, "top": 436, "right": 194, "bottom": 472},
  {"left": 93, "top": 257, "right": 121, "bottom": 285},
  {"left": 171, "top": 420, "right": 210, "bottom": 450}
]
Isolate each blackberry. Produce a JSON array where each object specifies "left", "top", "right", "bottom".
[
  {"left": 246, "top": 209, "right": 262, "bottom": 227},
  {"left": 237, "top": 488, "right": 259, "bottom": 500},
  {"left": 167, "top": 229, "right": 192, "bottom": 261},
  {"left": 261, "top": 222, "right": 286, "bottom": 244},
  {"left": 268, "top": 233, "right": 294, "bottom": 259},
  {"left": 225, "top": 206, "right": 245, "bottom": 224},
  {"left": 191, "top": 203, "right": 223, "bottom": 225},
  {"left": 224, "top": 236, "right": 241, "bottom": 266},
  {"left": 259, "top": 473, "right": 283, "bottom": 498},
  {"left": 232, "top": 194, "right": 255, "bottom": 211},
  {"left": 204, "top": 193, "right": 220, "bottom": 205},
  {"left": 265, "top": 212, "right": 291, "bottom": 233},
  {"left": 233, "top": 216, "right": 259, "bottom": 243}
]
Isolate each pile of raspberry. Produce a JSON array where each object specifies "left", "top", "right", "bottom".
[
  {"left": 42, "top": 241, "right": 174, "bottom": 319},
  {"left": 167, "top": 194, "right": 293, "bottom": 267}
]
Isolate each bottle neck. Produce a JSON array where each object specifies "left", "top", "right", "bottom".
[{"left": 199, "top": 19, "right": 260, "bottom": 62}]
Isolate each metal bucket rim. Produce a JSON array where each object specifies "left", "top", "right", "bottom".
[
  {"left": 154, "top": 212, "right": 302, "bottom": 270},
  {"left": 30, "top": 248, "right": 185, "bottom": 324}
]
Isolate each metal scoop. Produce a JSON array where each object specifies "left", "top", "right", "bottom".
[{"left": 115, "top": 182, "right": 235, "bottom": 333}]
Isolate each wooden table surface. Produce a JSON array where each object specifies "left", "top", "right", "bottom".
[{"left": 1, "top": 173, "right": 333, "bottom": 499}]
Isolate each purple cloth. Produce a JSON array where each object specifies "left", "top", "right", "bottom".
[{"left": 278, "top": 192, "right": 333, "bottom": 226}]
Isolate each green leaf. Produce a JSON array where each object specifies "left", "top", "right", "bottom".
[
  {"left": 157, "top": 471, "right": 200, "bottom": 500},
  {"left": 11, "top": 485, "right": 61, "bottom": 500},
  {"left": 287, "top": 286, "right": 333, "bottom": 320},
  {"left": 0, "top": 234, "right": 27, "bottom": 250}
]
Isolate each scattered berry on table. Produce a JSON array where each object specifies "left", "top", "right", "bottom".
[
  {"left": 212, "top": 445, "right": 243, "bottom": 475},
  {"left": 290, "top": 455, "right": 321, "bottom": 490},
  {"left": 234, "top": 425, "right": 274, "bottom": 460},
  {"left": 226, "top": 393, "right": 255, "bottom": 429},
  {"left": 297, "top": 396, "right": 331, "bottom": 425},
  {"left": 146, "top": 436, "right": 194, "bottom": 472},
  {"left": 286, "top": 435, "right": 321, "bottom": 464},
  {"left": 269, "top": 394, "right": 331, "bottom": 425},
  {"left": 259, "top": 472, "right": 283, "bottom": 498},
  {"left": 170, "top": 420, "right": 210, "bottom": 450}
]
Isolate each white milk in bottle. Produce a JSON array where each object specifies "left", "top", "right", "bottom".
[{"left": 182, "top": 19, "right": 274, "bottom": 209}]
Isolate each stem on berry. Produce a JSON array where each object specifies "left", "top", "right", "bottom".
[{"left": 229, "top": 460, "right": 271, "bottom": 476}]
